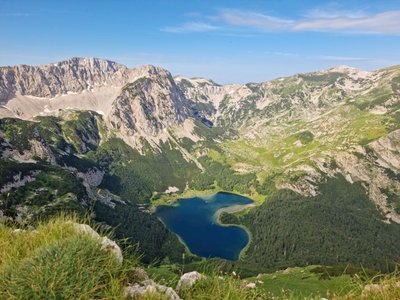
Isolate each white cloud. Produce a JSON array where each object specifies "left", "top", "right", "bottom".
[
  {"left": 302, "top": 3, "right": 368, "bottom": 19},
  {"left": 219, "top": 10, "right": 293, "bottom": 31},
  {"left": 161, "top": 22, "right": 219, "bottom": 33},
  {"left": 219, "top": 9, "right": 400, "bottom": 35},
  {"left": 294, "top": 11, "right": 400, "bottom": 34}
]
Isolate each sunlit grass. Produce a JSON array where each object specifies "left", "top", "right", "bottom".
[{"left": 0, "top": 215, "right": 139, "bottom": 299}]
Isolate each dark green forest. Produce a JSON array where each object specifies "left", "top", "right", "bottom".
[{"left": 238, "top": 175, "right": 400, "bottom": 272}]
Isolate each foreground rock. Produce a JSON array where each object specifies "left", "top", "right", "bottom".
[
  {"left": 124, "top": 279, "right": 181, "bottom": 300},
  {"left": 71, "top": 223, "right": 123, "bottom": 264},
  {"left": 244, "top": 282, "right": 256, "bottom": 289},
  {"left": 176, "top": 271, "right": 206, "bottom": 292}
]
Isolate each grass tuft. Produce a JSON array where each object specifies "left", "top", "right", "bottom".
[{"left": 0, "top": 215, "right": 139, "bottom": 299}]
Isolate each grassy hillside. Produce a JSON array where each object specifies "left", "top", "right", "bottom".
[
  {"left": 3, "top": 216, "right": 400, "bottom": 299},
  {"left": 88, "top": 137, "right": 198, "bottom": 203}
]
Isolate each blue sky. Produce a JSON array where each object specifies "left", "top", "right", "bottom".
[{"left": 0, "top": 0, "right": 399, "bottom": 83}]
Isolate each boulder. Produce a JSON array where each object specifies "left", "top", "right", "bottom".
[
  {"left": 100, "top": 236, "right": 123, "bottom": 264},
  {"left": 176, "top": 271, "right": 206, "bottom": 291},
  {"left": 72, "top": 223, "right": 100, "bottom": 239},
  {"left": 244, "top": 282, "right": 256, "bottom": 289},
  {"left": 71, "top": 222, "right": 123, "bottom": 264},
  {"left": 124, "top": 279, "right": 180, "bottom": 300}
]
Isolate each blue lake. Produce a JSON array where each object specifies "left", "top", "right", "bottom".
[{"left": 156, "top": 192, "right": 253, "bottom": 260}]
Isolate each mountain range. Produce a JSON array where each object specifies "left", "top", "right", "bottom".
[{"left": 1, "top": 57, "right": 400, "bottom": 272}]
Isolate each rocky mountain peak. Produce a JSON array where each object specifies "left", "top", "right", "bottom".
[
  {"left": 326, "top": 65, "right": 358, "bottom": 73},
  {"left": 108, "top": 68, "right": 190, "bottom": 148},
  {"left": 320, "top": 65, "right": 372, "bottom": 80},
  {"left": 0, "top": 57, "right": 129, "bottom": 102},
  {"left": 136, "top": 64, "right": 170, "bottom": 76},
  {"left": 53, "top": 57, "right": 126, "bottom": 73}
]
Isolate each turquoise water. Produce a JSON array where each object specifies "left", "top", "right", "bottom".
[{"left": 156, "top": 192, "right": 253, "bottom": 260}]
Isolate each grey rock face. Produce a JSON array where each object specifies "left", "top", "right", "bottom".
[
  {"left": 0, "top": 58, "right": 194, "bottom": 151},
  {"left": 109, "top": 67, "right": 190, "bottom": 140},
  {"left": 0, "top": 57, "right": 128, "bottom": 101},
  {"left": 370, "top": 129, "right": 400, "bottom": 172},
  {"left": 0, "top": 170, "right": 40, "bottom": 193}
]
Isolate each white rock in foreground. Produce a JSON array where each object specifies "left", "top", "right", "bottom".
[
  {"left": 176, "top": 271, "right": 206, "bottom": 291},
  {"left": 124, "top": 279, "right": 180, "bottom": 300},
  {"left": 72, "top": 223, "right": 100, "bottom": 239},
  {"left": 71, "top": 222, "right": 123, "bottom": 264},
  {"left": 244, "top": 282, "right": 256, "bottom": 289},
  {"left": 101, "top": 236, "right": 123, "bottom": 264}
]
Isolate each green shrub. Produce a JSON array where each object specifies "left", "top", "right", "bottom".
[{"left": 295, "top": 130, "right": 314, "bottom": 144}]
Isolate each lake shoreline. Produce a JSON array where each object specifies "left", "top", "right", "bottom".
[
  {"left": 213, "top": 202, "right": 256, "bottom": 260},
  {"left": 150, "top": 188, "right": 265, "bottom": 211},
  {"left": 155, "top": 191, "right": 255, "bottom": 261}
]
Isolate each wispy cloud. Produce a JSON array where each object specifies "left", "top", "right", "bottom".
[
  {"left": 302, "top": 3, "right": 368, "bottom": 19},
  {"left": 161, "top": 22, "right": 219, "bottom": 33},
  {"left": 219, "top": 10, "right": 293, "bottom": 31},
  {"left": 219, "top": 9, "right": 400, "bottom": 35}
]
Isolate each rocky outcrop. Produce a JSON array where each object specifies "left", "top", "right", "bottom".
[
  {"left": 176, "top": 271, "right": 206, "bottom": 292},
  {"left": 123, "top": 267, "right": 181, "bottom": 299},
  {"left": 0, "top": 170, "right": 40, "bottom": 193},
  {"left": 124, "top": 279, "right": 181, "bottom": 300},
  {"left": 370, "top": 129, "right": 400, "bottom": 172},
  {"left": 108, "top": 67, "right": 190, "bottom": 147},
  {"left": 0, "top": 57, "right": 128, "bottom": 102},
  {"left": 101, "top": 236, "right": 124, "bottom": 264},
  {"left": 124, "top": 270, "right": 207, "bottom": 299},
  {"left": 71, "top": 223, "right": 123, "bottom": 264},
  {"left": 335, "top": 148, "right": 400, "bottom": 224},
  {"left": 76, "top": 169, "right": 104, "bottom": 188},
  {"left": 1, "top": 138, "right": 56, "bottom": 164}
]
